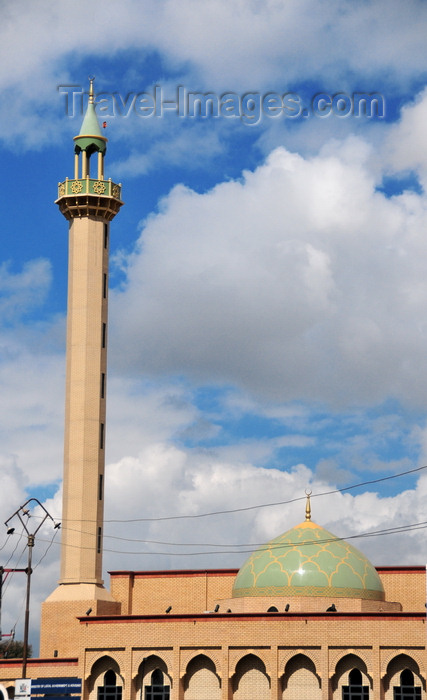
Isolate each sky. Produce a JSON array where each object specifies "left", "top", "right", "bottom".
[{"left": 2, "top": 0, "right": 427, "bottom": 652}]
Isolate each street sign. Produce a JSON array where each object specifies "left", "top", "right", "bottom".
[{"left": 31, "top": 679, "right": 81, "bottom": 695}]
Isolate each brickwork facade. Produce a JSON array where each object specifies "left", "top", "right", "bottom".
[
  {"left": 109, "top": 567, "right": 424, "bottom": 614},
  {"left": 2, "top": 566, "right": 426, "bottom": 699},
  {"left": 109, "top": 570, "right": 237, "bottom": 616}
]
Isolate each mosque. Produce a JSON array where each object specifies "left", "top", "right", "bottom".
[{"left": 0, "top": 81, "right": 426, "bottom": 700}]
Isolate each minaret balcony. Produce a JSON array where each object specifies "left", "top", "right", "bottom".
[
  {"left": 57, "top": 177, "right": 122, "bottom": 200},
  {"left": 56, "top": 177, "right": 123, "bottom": 221}
]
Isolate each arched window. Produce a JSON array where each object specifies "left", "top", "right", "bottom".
[
  {"left": 349, "top": 670, "right": 362, "bottom": 685},
  {"left": 342, "top": 668, "right": 369, "bottom": 700},
  {"left": 183, "top": 654, "right": 220, "bottom": 700},
  {"left": 98, "top": 670, "right": 122, "bottom": 700},
  {"left": 145, "top": 669, "right": 170, "bottom": 700},
  {"left": 394, "top": 669, "right": 421, "bottom": 699},
  {"left": 233, "top": 654, "right": 270, "bottom": 700},
  {"left": 267, "top": 606, "right": 278, "bottom": 612},
  {"left": 282, "top": 654, "right": 321, "bottom": 699},
  {"left": 401, "top": 670, "right": 414, "bottom": 686}
]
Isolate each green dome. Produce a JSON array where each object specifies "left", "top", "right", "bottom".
[{"left": 232, "top": 519, "right": 385, "bottom": 601}]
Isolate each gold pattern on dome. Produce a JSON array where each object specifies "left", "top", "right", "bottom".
[
  {"left": 233, "top": 584, "right": 383, "bottom": 600},
  {"left": 112, "top": 184, "right": 120, "bottom": 198},
  {"left": 232, "top": 520, "right": 385, "bottom": 601},
  {"left": 71, "top": 180, "right": 83, "bottom": 194},
  {"left": 58, "top": 183, "right": 65, "bottom": 197},
  {"left": 93, "top": 180, "right": 106, "bottom": 194}
]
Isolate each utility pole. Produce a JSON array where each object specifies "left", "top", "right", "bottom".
[{"left": 4, "top": 499, "right": 60, "bottom": 677}]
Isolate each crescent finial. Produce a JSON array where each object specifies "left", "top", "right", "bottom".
[{"left": 305, "top": 489, "right": 312, "bottom": 521}]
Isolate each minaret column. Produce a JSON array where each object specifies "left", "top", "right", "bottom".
[
  {"left": 40, "top": 78, "right": 123, "bottom": 657},
  {"left": 98, "top": 151, "right": 104, "bottom": 179},
  {"left": 81, "top": 150, "right": 88, "bottom": 177},
  {"left": 60, "top": 213, "right": 109, "bottom": 586}
]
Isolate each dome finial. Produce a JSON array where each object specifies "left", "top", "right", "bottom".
[
  {"left": 88, "top": 76, "right": 95, "bottom": 104},
  {"left": 305, "top": 489, "right": 312, "bottom": 521}
]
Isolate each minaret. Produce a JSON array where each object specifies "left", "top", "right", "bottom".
[{"left": 41, "top": 79, "right": 123, "bottom": 656}]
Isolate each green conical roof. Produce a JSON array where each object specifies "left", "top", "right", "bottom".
[
  {"left": 232, "top": 518, "right": 385, "bottom": 601},
  {"left": 79, "top": 100, "right": 104, "bottom": 138},
  {"left": 74, "top": 78, "right": 107, "bottom": 155}
]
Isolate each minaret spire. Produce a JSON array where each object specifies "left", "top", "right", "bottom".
[
  {"left": 41, "top": 79, "right": 123, "bottom": 656},
  {"left": 73, "top": 76, "right": 107, "bottom": 180},
  {"left": 89, "top": 75, "right": 95, "bottom": 103}
]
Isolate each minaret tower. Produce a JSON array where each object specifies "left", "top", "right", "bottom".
[{"left": 41, "top": 79, "right": 123, "bottom": 656}]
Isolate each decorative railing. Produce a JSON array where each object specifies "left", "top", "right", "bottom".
[{"left": 57, "top": 178, "right": 122, "bottom": 200}]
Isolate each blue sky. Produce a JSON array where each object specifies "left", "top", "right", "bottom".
[{"left": 2, "top": 0, "right": 427, "bottom": 650}]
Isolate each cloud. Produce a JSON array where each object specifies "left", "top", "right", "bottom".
[
  {"left": 103, "top": 443, "right": 427, "bottom": 575},
  {"left": 0, "top": 340, "right": 64, "bottom": 485},
  {"left": 109, "top": 134, "right": 427, "bottom": 409},
  {"left": 0, "top": 262, "right": 64, "bottom": 488},
  {"left": 1, "top": 0, "right": 427, "bottom": 147},
  {"left": 0, "top": 260, "right": 52, "bottom": 323},
  {"left": 384, "top": 87, "right": 427, "bottom": 188},
  {"left": 112, "top": 123, "right": 224, "bottom": 177}
]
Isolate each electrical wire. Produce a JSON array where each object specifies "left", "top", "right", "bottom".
[
  {"left": 3, "top": 464, "right": 427, "bottom": 557},
  {"left": 1, "top": 626, "right": 16, "bottom": 657},
  {"left": 32, "top": 516, "right": 427, "bottom": 557},
  {"left": 1, "top": 536, "right": 29, "bottom": 637},
  {"left": 104, "top": 463, "right": 427, "bottom": 523},
  {"left": 2, "top": 528, "right": 61, "bottom": 645},
  {"left": 32, "top": 527, "right": 60, "bottom": 570},
  {"left": 0, "top": 535, "right": 12, "bottom": 552},
  {"left": 2, "top": 528, "right": 25, "bottom": 569},
  {"left": 39, "top": 462, "right": 427, "bottom": 525},
  {"left": 1, "top": 529, "right": 27, "bottom": 602}
]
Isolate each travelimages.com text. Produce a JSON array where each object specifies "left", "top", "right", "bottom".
[{"left": 59, "top": 86, "right": 385, "bottom": 125}]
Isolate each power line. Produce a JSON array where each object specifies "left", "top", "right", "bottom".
[
  {"left": 4, "top": 464, "right": 426, "bottom": 557},
  {"left": 102, "top": 519, "right": 427, "bottom": 556},
  {"left": 31, "top": 516, "right": 427, "bottom": 558},
  {"left": 38, "top": 463, "right": 427, "bottom": 526},
  {"left": 32, "top": 528, "right": 60, "bottom": 570},
  {"left": 105, "top": 463, "right": 427, "bottom": 522}
]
